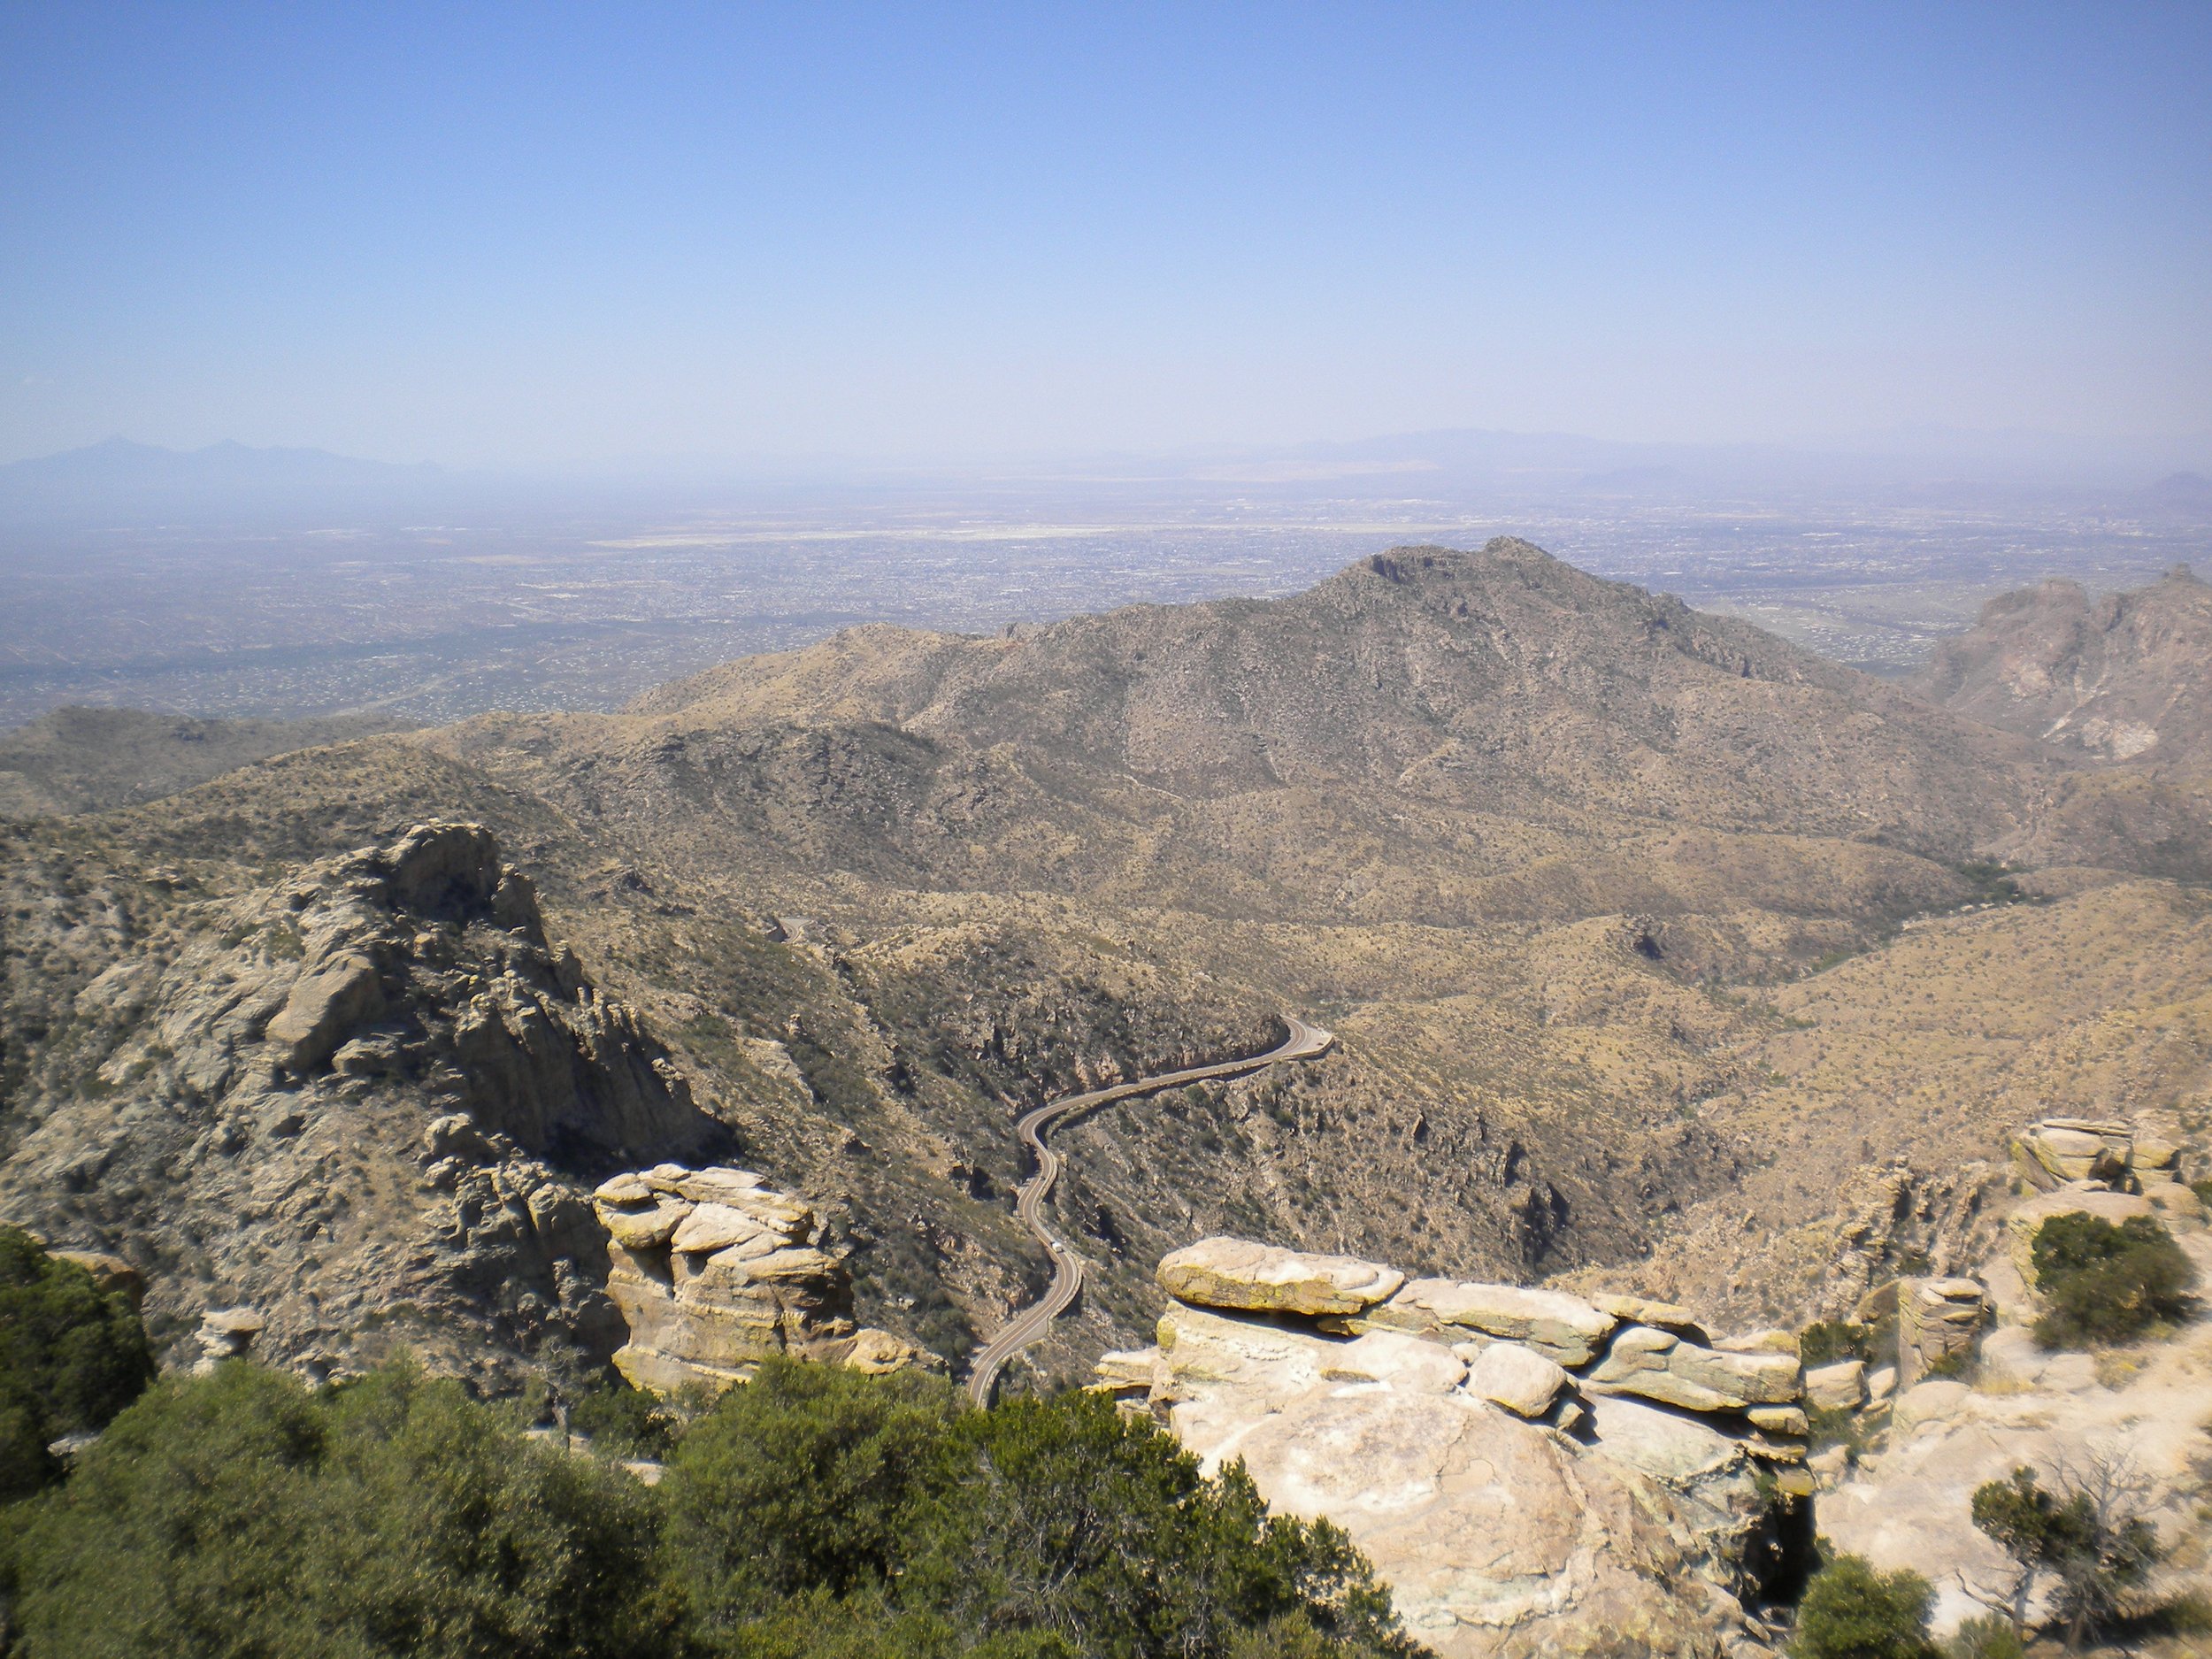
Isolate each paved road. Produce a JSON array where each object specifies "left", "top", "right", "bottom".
[{"left": 964, "top": 1016, "right": 1334, "bottom": 1407}]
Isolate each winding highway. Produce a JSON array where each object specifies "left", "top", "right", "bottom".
[{"left": 964, "top": 1015, "right": 1335, "bottom": 1406}]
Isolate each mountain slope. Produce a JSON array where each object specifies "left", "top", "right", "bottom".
[
  {"left": 0, "top": 706, "right": 413, "bottom": 817},
  {"left": 8, "top": 539, "right": 2212, "bottom": 1393},
  {"left": 1912, "top": 564, "right": 2212, "bottom": 767}
]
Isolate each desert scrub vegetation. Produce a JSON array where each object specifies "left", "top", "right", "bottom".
[
  {"left": 1971, "top": 1455, "right": 2170, "bottom": 1652},
  {"left": 1788, "top": 1551, "right": 1937, "bottom": 1659},
  {"left": 2027, "top": 1212, "right": 2196, "bottom": 1349},
  {"left": 0, "top": 1348, "right": 1416, "bottom": 1659},
  {"left": 0, "top": 1227, "right": 155, "bottom": 1502}
]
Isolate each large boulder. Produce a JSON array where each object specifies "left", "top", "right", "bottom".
[
  {"left": 1803, "top": 1359, "right": 1867, "bottom": 1412},
  {"left": 265, "top": 952, "right": 386, "bottom": 1071},
  {"left": 1362, "top": 1279, "right": 1617, "bottom": 1365},
  {"left": 1461, "top": 1340, "right": 1570, "bottom": 1418},
  {"left": 1585, "top": 1325, "right": 1802, "bottom": 1411},
  {"left": 2012, "top": 1119, "right": 2132, "bottom": 1187},
  {"left": 592, "top": 1164, "right": 919, "bottom": 1391},
  {"left": 1156, "top": 1238, "right": 1404, "bottom": 1316}
]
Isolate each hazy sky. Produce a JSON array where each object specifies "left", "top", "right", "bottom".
[{"left": 2, "top": 4, "right": 2207, "bottom": 468}]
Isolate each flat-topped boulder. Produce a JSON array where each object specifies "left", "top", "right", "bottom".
[
  {"left": 1156, "top": 1237, "right": 1404, "bottom": 1316},
  {"left": 2011, "top": 1118, "right": 2136, "bottom": 1188},
  {"left": 1363, "top": 1279, "right": 1617, "bottom": 1365},
  {"left": 1585, "top": 1325, "right": 1802, "bottom": 1411}
]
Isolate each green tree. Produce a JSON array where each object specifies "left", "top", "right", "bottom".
[
  {"left": 4, "top": 1358, "right": 673, "bottom": 1658},
  {"left": 1971, "top": 1459, "right": 2163, "bottom": 1651},
  {"left": 1790, "top": 1553, "right": 1937, "bottom": 1659},
  {"left": 662, "top": 1355, "right": 966, "bottom": 1630},
  {"left": 901, "top": 1390, "right": 1404, "bottom": 1659},
  {"left": 0, "top": 1226, "right": 155, "bottom": 1500},
  {"left": 2028, "top": 1213, "right": 2195, "bottom": 1348}
]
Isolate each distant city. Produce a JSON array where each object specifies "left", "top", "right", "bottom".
[{"left": 3, "top": 442, "right": 2204, "bottom": 729}]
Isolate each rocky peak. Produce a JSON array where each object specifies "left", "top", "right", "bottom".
[
  {"left": 0, "top": 820, "right": 731, "bottom": 1389},
  {"left": 1913, "top": 565, "right": 2212, "bottom": 765}
]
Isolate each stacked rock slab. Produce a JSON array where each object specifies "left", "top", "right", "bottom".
[
  {"left": 592, "top": 1164, "right": 921, "bottom": 1392},
  {"left": 2011, "top": 1119, "right": 2132, "bottom": 1187},
  {"left": 1895, "top": 1278, "right": 1986, "bottom": 1386},
  {"left": 1105, "top": 1237, "right": 1811, "bottom": 1659}
]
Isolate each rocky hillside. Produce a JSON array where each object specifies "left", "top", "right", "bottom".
[
  {"left": 0, "top": 704, "right": 409, "bottom": 817},
  {"left": 0, "top": 820, "right": 726, "bottom": 1388},
  {"left": 1914, "top": 565, "right": 2212, "bottom": 769},
  {"left": 6, "top": 539, "right": 2212, "bottom": 1394}
]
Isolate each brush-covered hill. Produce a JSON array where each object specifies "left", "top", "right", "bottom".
[
  {"left": 0, "top": 705, "right": 411, "bottom": 817},
  {"left": 434, "top": 541, "right": 2067, "bottom": 928}
]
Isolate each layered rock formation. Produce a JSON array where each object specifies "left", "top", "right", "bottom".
[
  {"left": 1101, "top": 1237, "right": 1817, "bottom": 1659},
  {"left": 0, "top": 820, "right": 727, "bottom": 1387},
  {"left": 589, "top": 1162, "right": 921, "bottom": 1391},
  {"left": 1815, "top": 1163, "right": 2211, "bottom": 1637}
]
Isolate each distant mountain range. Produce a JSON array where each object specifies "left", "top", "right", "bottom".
[{"left": 0, "top": 437, "right": 447, "bottom": 523}]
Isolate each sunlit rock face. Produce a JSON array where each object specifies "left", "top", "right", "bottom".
[{"left": 1103, "top": 1239, "right": 1814, "bottom": 1659}]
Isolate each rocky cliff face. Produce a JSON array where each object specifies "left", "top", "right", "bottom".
[
  {"left": 1913, "top": 565, "right": 2212, "bottom": 769},
  {"left": 0, "top": 819, "right": 729, "bottom": 1388}
]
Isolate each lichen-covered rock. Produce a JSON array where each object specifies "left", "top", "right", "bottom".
[
  {"left": 1585, "top": 1325, "right": 1802, "bottom": 1410},
  {"left": 1803, "top": 1359, "right": 1867, "bottom": 1412},
  {"left": 1898, "top": 1278, "right": 1985, "bottom": 1383},
  {"left": 1589, "top": 1292, "right": 1709, "bottom": 1342},
  {"left": 1156, "top": 1237, "right": 1404, "bottom": 1316},
  {"left": 2012, "top": 1118, "right": 2133, "bottom": 1186}
]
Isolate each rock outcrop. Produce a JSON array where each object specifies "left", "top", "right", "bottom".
[
  {"left": 0, "top": 821, "right": 729, "bottom": 1390},
  {"left": 1101, "top": 1239, "right": 1814, "bottom": 1658},
  {"left": 1893, "top": 1278, "right": 1986, "bottom": 1385},
  {"left": 1816, "top": 1184, "right": 2212, "bottom": 1637},
  {"left": 593, "top": 1164, "right": 922, "bottom": 1391}
]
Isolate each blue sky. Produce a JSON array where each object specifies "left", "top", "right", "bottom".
[{"left": 2, "top": 4, "right": 2206, "bottom": 467}]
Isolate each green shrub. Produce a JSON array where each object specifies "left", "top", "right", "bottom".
[
  {"left": 901, "top": 1390, "right": 1403, "bottom": 1659},
  {"left": 0, "top": 1226, "right": 155, "bottom": 1501},
  {"left": 5, "top": 1347, "right": 1410, "bottom": 1659},
  {"left": 1799, "top": 1322, "right": 1874, "bottom": 1368},
  {"left": 1790, "top": 1553, "right": 1937, "bottom": 1659},
  {"left": 663, "top": 1356, "right": 966, "bottom": 1624},
  {"left": 665, "top": 1360, "right": 1407, "bottom": 1659},
  {"left": 1943, "top": 1614, "right": 2022, "bottom": 1659},
  {"left": 2028, "top": 1213, "right": 2196, "bottom": 1348},
  {"left": 4, "top": 1359, "right": 674, "bottom": 1658}
]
